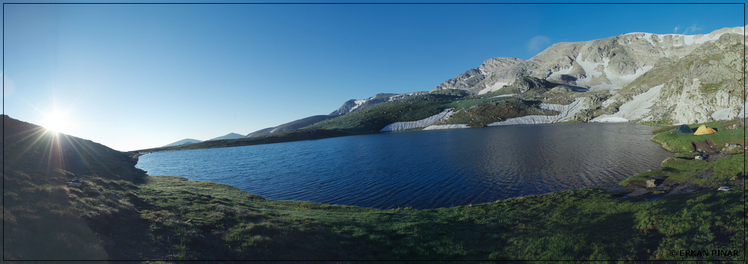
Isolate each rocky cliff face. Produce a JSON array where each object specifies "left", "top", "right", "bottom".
[
  {"left": 433, "top": 26, "right": 745, "bottom": 94},
  {"left": 432, "top": 25, "right": 747, "bottom": 125},
  {"left": 630, "top": 33, "right": 746, "bottom": 124},
  {"left": 431, "top": 57, "right": 525, "bottom": 94},
  {"left": 251, "top": 26, "right": 746, "bottom": 135}
]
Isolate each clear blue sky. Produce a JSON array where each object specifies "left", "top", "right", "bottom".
[{"left": 3, "top": 1, "right": 745, "bottom": 151}]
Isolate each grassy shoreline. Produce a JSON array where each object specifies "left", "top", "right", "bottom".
[
  {"left": 3, "top": 115, "right": 745, "bottom": 261},
  {"left": 126, "top": 120, "right": 745, "bottom": 261}
]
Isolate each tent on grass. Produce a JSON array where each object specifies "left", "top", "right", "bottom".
[
  {"left": 674, "top": 124, "right": 694, "bottom": 134},
  {"left": 693, "top": 125, "right": 717, "bottom": 135}
]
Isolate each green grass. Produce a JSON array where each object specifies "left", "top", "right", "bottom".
[
  {"left": 445, "top": 96, "right": 509, "bottom": 110},
  {"left": 701, "top": 80, "right": 725, "bottom": 94},
  {"left": 436, "top": 98, "right": 557, "bottom": 127},
  {"left": 2, "top": 117, "right": 150, "bottom": 260},
  {"left": 128, "top": 176, "right": 745, "bottom": 261},
  {"left": 651, "top": 120, "right": 746, "bottom": 152},
  {"left": 303, "top": 93, "right": 464, "bottom": 133},
  {"left": 619, "top": 153, "right": 744, "bottom": 187},
  {"left": 125, "top": 118, "right": 745, "bottom": 261},
  {"left": 3, "top": 114, "right": 746, "bottom": 261},
  {"left": 620, "top": 119, "right": 746, "bottom": 189}
]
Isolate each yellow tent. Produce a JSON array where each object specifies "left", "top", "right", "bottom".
[{"left": 693, "top": 125, "right": 717, "bottom": 135}]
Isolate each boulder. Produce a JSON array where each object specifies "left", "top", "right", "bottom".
[
  {"left": 723, "top": 144, "right": 743, "bottom": 154},
  {"left": 646, "top": 179, "right": 657, "bottom": 188},
  {"left": 67, "top": 182, "right": 82, "bottom": 187}
]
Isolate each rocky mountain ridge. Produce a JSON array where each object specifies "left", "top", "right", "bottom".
[
  {"left": 170, "top": 25, "right": 747, "bottom": 147},
  {"left": 430, "top": 25, "right": 746, "bottom": 125},
  {"left": 434, "top": 26, "right": 745, "bottom": 95}
]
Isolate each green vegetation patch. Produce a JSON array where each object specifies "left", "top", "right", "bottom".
[
  {"left": 651, "top": 120, "right": 746, "bottom": 152},
  {"left": 700, "top": 80, "right": 725, "bottom": 94},
  {"left": 620, "top": 154, "right": 744, "bottom": 188},
  {"left": 3, "top": 115, "right": 746, "bottom": 261},
  {"left": 133, "top": 178, "right": 745, "bottom": 261},
  {"left": 304, "top": 93, "right": 465, "bottom": 133},
  {"left": 437, "top": 98, "right": 558, "bottom": 127},
  {"left": 446, "top": 96, "right": 509, "bottom": 110},
  {"left": 621, "top": 120, "right": 745, "bottom": 189}
]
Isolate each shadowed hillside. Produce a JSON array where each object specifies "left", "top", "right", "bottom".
[{"left": 2, "top": 115, "right": 149, "bottom": 260}]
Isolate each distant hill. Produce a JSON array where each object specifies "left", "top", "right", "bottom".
[
  {"left": 245, "top": 127, "right": 275, "bottom": 138},
  {"left": 208, "top": 133, "right": 244, "bottom": 141},
  {"left": 162, "top": 138, "right": 202, "bottom": 147},
  {"left": 245, "top": 115, "right": 333, "bottom": 138}
]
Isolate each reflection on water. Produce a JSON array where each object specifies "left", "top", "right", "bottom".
[{"left": 136, "top": 123, "right": 672, "bottom": 209}]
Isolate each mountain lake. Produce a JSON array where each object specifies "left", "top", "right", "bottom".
[{"left": 135, "top": 123, "right": 673, "bottom": 209}]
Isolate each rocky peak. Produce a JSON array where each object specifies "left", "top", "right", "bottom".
[
  {"left": 329, "top": 93, "right": 399, "bottom": 116},
  {"left": 432, "top": 25, "right": 746, "bottom": 95},
  {"left": 430, "top": 57, "right": 525, "bottom": 94}
]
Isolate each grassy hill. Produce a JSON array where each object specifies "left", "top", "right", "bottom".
[{"left": 2, "top": 115, "right": 148, "bottom": 259}]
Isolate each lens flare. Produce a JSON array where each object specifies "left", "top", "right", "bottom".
[{"left": 42, "top": 109, "right": 71, "bottom": 133}]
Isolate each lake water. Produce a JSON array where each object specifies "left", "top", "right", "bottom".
[{"left": 136, "top": 123, "right": 672, "bottom": 209}]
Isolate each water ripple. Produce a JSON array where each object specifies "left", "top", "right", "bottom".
[{"left": 136, "top": 123, "right": 672, "bottom": 209}]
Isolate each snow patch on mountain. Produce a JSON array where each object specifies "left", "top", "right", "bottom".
[
  {"left": 575, "top": 55, "right": 603, "bottom": 79},
  {"left": 547, "top": 66, "right": 574, "bottom": 80},
  {"left": 388, "top": 91, "right": 429, "bottom": 101},
  {"left": 487, "top": 97, "right": 586, "bottom": 126},
  {"left": 423, "top": 124, "right": 470, "bottom": 130},
  {"left": 347, "top": 99, "right": 368, "bottom": 112},
  {"left": 603, "top": 60, "right": 653, "bottom": 86},
  {"left": 492, "top": 94, "right": 517, "bottom": 98},
  {"left": 592, "top": 116, "right": 629, "bottom": 123},
  {"left": 592, "top": 84, "right": 664, "bottom": 122},
  {"left": 381, "top": 108, "right": 456, "bottom": 132},
  {"left": 478, "top": 82, "right": 510, "bottom": 95}
]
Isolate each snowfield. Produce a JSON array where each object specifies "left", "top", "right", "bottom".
[
  {"left": 380, "top": 108, "right": 456, "bottom": 132},
  {"left": 487, "top": 97, "right": 586, "bottom": 126},
  {"left": 478, "top": 82, "right": 510, "bottom": 95},
  {"left": 423, "top": 124, "right": 470, "bottom": 130},
  {"left": 592, "top": 84, "right": 663, "bottom": 123}
]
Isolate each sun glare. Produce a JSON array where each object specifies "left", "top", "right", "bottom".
[{"left": 43, "top": 110, "right": 71, "bottom": 133}]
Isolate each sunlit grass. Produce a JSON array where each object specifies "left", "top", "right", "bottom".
[
  {"left": 3, "top": 115, "right": 745, "bottom": 261},
  {"left": 131, "top": 176, "right": 744, "bottom": 260},
  {"left": 651, "top": 120, "right": 746, "bottom": 152}
]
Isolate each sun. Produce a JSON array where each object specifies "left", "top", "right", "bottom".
[{"left": 42, "top": 109, "right": 72, "bottom": 133}]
